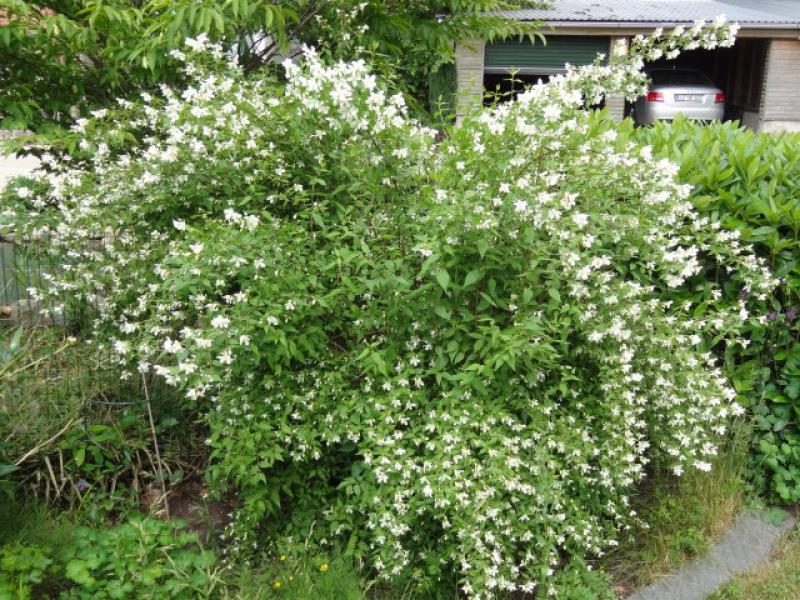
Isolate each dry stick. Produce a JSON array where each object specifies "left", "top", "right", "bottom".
[
  {"left": 142, "top": 374, "right": 170, "bottom": 520},
  {"left": 3, "top": 340, "right": 72, "bottom": 381},
  {"left": 43, "top": 455, "right": 61, "bottom": 500},
  {"left": 14, "top": 418, "right": 76, "bottom": 465}
]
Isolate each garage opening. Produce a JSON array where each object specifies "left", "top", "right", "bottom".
[
  {"left": 642, "top": 38, "right": 768, "bottom": 122},
  {"left": 483, "top": 35, "right": 610, "bottom": 103}
]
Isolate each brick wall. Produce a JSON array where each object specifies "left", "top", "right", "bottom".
[
  {"left": 606, "top": 36, "right": 628, "bottom": 122},
  {"left": 455, "top": 39, "right": 485, "bottom": 119}
]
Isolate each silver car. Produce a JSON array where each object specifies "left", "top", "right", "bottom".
[{"left": 633, "top": 68, "right": 725, "bottom": 125}]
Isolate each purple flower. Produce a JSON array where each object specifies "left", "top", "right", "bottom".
[
  {"left": 767, "top": 311, "right": 778, "bottom": 321},
  {"left": 787, "top": 307, "right": 797, "bottom": 322},
  {"left": 76, "top": 479, "right": 89, "bottom": 491}
]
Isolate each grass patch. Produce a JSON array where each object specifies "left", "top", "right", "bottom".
[
  {"left": 0, "top": 497, "right": 75, "bottom": 549},
  {"left": 0, "top": 327, "right": 90, "bottom": 459},
  {"left": 223, "top": 553, "right": 370, "bottom": 600},
  {"left": 602, "top": 420, "right": 751, "bottom": 595},
  {"left": 708, "top": 526, "right": 800, "bottom": 600}
]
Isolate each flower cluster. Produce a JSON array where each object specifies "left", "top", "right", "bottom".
[{"left": 2, "top": 19, "right": 773, "bottom": 599}]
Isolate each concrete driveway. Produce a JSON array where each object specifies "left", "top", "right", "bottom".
[{"left": 0, "top": 154, "right": 40, "bottom": 188}]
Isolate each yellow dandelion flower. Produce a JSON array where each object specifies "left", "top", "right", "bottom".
[
  {"left": 273, "top": 580, "right": 281, "bottom": 590},
  {"left": 319, "top": 563, "right": 329, "bottom": 573}
]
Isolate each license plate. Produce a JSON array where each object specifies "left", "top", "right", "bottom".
[{"left": 675, "top": 94, "right": 703, "bottom": 102}]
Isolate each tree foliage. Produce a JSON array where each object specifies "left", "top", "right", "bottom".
[{"left": 0, "top": 0, "right": 540, "bottom": 137}]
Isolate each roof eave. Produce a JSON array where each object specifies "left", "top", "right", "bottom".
[
  {"left": 532, "top": 20, "right": 800, "bottom": 37},
  {"left": 540, "top": 19, "right": 799, "bottom": 29}
]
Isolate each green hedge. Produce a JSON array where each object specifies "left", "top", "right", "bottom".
[{"left": 631, "top": 117, "right": 800, "bottom": 502}]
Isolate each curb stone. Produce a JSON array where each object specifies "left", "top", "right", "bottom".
[{"left": 625, "top": 510, "right": 796, "bottom": 600}]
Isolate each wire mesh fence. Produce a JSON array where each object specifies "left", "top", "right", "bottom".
[
  {"left": 0, "top": 229, "right": 146, "bottom": 424},
  {"left": 1, "top": 232, "right": 59, "bottom": 324},
  {"left": 0, "top": 230, "right": 110, "bottom": 327},
  {"left": 0, "top": 226, "right": 193, "bottom": 512}
]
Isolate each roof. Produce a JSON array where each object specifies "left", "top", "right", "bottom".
[
  {"left": 496, "top": 0, "right": 800, "bottom": 27},
  {"left": 723, "top": 0, "right": 800, "bottom": 19}
]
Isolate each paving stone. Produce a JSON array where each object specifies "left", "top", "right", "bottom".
[{"left": 626, "top": 510, "right": 796, "bottom": 600}]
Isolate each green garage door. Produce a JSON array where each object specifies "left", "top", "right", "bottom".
[{"left": 485, "top": 35, "right": 610, "bottom": 74}]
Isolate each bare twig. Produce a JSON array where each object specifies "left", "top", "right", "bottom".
[
  {"left": 43, "top": 455, "right": 61, "bottom": 499},
  {"left": 14, "top": 418, "right": 76, "bottom": 465},
  {"left": 142, "top": 374, "right": 170, "bottom": 519}
]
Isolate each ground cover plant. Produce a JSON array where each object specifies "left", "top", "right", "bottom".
[
  {"left": 0, "top": 498, "right": 222, "bottom": 599},
  {"left": 633, "top": 119, "right": 800, "bottom": 504},
  {"left": 1, "top": 19, "right": 776, "bottom": 599}
]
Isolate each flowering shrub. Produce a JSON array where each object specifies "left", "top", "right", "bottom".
[
  {"left": 2, "top": 21, "right": 775, "bottom": 598},
  {"left": 633, "top": 118, "right": 800, "bottom": 502}
]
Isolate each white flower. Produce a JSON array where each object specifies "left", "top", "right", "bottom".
[
  {"left": 571, "top": 213, "right": 589, "bottom": 228},
  {"left": 185, "top": 34, "right": 209, "bottom": 52},
  {"left": 173, "top": 219, "right": 187, "bottom": 231},
  {"left": 15, "top": 186, "right": 32, "bottom": 199},
  {"left": 163, "top": 338, "right": 182, "bottom": 353},
  {"left": 178, "top": 361, "right": 197, "bottom": 374},
  {"left": 217, "top": 349, "right": 234, "bottom": 365},
  {"left": 543, "top": 104, "right": 561, "bottom": 121},
  {"left": 211, "top": 315, "right": 231, "bottom": 329}
]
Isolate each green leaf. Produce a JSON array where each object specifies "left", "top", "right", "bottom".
[
  {"left": 65, "top": 559, "right": 93, "bottom": 585},
  {"left": 0, "top": 464, "right": 19, "bottom": 477},
  {"left": 435, "top": 270, "right": 450, "bottom": 292},
  {"left": 434, "top": 306, "right": 451, "bottom": 320},
  {"left": 463, "top": 269, "right": 484, "bottom": 288},
  {"left": 74, "top": 447, "right": 86, "bottom": 467},
  {"left": 761, "top": 507, "right": 788, "bottom": 527}
]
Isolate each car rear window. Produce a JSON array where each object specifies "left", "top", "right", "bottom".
[{"left": 648, "top": 70, "right": 711, "bottom": 86}]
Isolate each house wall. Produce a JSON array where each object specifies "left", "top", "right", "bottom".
[{"left": 755, "top": 39, "right": 800, "bottom": 132}]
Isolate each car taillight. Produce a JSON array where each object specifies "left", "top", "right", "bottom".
[
  {"left": 646, "top": 91, "right": 664, "bottom": 102},
  {"left": 714, "top": 92, "right": 725, "bottom": 104}
]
